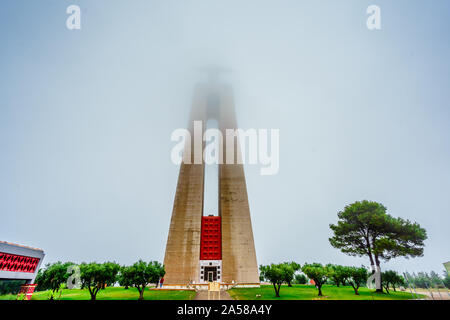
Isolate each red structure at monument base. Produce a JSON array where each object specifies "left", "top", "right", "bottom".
[
  {"left": 16, "top": 284, "right": 37, "bottom": 300},
  {"left": 0, "top": 241, "right": 45, "bottom": 300}
]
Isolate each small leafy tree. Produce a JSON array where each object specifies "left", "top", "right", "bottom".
[
  {"left": 327, "top": 264, "right": 341, "bottom": 287},
  {"left": 261, "top": 263, "right": 293, "bottom": 297},
  {"left": 103, "top": 262, "right": 120, "bottom": 288},
  {"left": 348, "top": 266, "right": 368, "bottom": 295},
  {"left": 294, "top": 274, "right": 308, "bottom": 284},
  {"left": 327, "top": 264, "right": 351, "bottom": 287},
  {"left": 36, "top": 262, "right": 74, "bottom": 299},
  {"left": 329, "top": 200, "right": 427, "bottom": 292},
  {"left": 118, "top": 266, "right": 133, "bottom": 289},
  {"left": 340, "top": 266, "right": 353, "bottom": 286},
  {"left": 122, "top": 260, "right": 165, "bottom": 300},
  {"left": 391, "top": 272, "right": 405, "bottom": 292},
  {"left": 79, "top": 262, "right": 120, "bottom": 300},
  {"left": 263, "top": 264, "right": 283, "bottom": 297},
  {"left": 283, "top": 262, "right": 301, "bottom": 287},
  {"left": 381, "top": 270, "right": 404, "bottom": 293},
  {"left": 301, "top": 263, "right": 330, "bottom": 296}
]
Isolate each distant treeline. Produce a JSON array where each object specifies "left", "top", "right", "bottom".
[{"left": 404, "top": 271, "right": 450, "bottom": 289}]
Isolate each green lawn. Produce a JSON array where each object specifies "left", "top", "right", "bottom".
[
  {"left": 1, "top": 285, "right": 424, "bottom": 300},
  {"left": 229, "top": 284, "right": 422, "bottom": 300},
  {"left": 0, "top": 287, "right": 196, "bottom": 300}
]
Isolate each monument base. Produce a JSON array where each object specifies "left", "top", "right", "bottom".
[{"left": 161, "top": 283, "right": 261, "bottom": 291}]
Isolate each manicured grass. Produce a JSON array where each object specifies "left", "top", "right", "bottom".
[
  {"left": 1, "top": 285, "right": 425, "bottom": 300},
  {"left": 229, "top": 284, "right": 422, "bottom": 300},
  {"left": 0, "top": 287, "right": 196, "bottom": 300}
]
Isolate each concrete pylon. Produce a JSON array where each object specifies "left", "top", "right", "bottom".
[{"left": 163, "top": 78, "right": 259, "bottom": 286}]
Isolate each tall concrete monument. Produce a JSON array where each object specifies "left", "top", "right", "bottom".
[{"left": 163, "top": 70, "right": 259, "bottom": 287}]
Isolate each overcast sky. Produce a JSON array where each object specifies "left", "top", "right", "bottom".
[{"left": 1, "top": 0, "right": 449, "bottom": 274}]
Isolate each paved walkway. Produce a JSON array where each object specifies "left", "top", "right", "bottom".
[
  {"left": 416, "top": 290, "right": 450, "bottom": 300},
  {"left": 194, "top": 290, "right": 233, "bottom": 300}
]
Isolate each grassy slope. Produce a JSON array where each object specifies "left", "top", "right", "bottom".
[
  {"left": 228, "top": 284, "right": 421, "bottom": 300},
  {"left": 0, "top": 287, "right": 196, "bottom": 300}
]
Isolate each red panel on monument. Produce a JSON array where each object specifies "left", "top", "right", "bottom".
[
  {"left": 0, "top": 252, "right": 40, "bottom": 273},
  {"left": 200, "top": 216, "right": 221, "bottom": 260}
]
